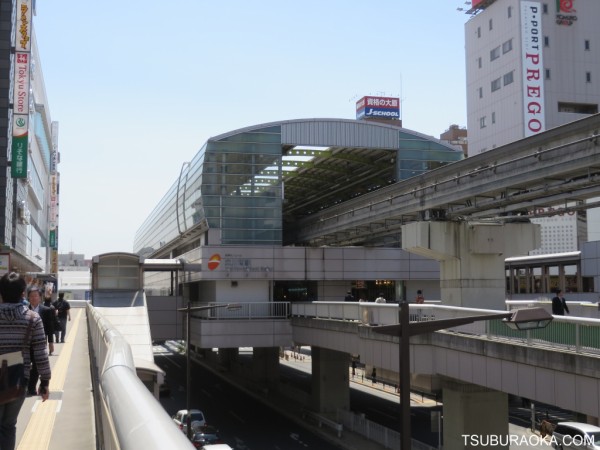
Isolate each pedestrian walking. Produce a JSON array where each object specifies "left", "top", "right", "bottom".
[
  {"left": 55, "top": 293, "right": 71, "bottom": 343},
  {"left": 551, "top": 289, "right": 570, "bottom": 315},
  {"left": 0, "top": 272, "right": 50, "bottom": 450},
  {"left": 27, "top": 287, "right": 55, "bottom": 395}
]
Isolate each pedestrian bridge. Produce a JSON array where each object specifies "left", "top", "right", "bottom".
[
  {"left": 291, "top": 302, "right": 600, "bottom": 420},
  {"left": 16, "top": 299, "right": 600, "bottom": 450}
]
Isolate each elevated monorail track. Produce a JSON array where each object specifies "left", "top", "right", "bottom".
[{"left": 296, "top": 114, "right": 600, "bottom": 246}]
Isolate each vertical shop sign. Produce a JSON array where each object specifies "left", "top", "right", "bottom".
[
  {"left": 11, "top": 115, "right": 28, "bottom": 178},
  {"left": 521, "top": 1, "right": 545, "bottom": 137},
  {"left": 11, "top": 1, "right": 33, "bottom": 178}
]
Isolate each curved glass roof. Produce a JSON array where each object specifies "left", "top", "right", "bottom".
[{"left": 134, "top": 118, "right": 463, "bottom": 256}]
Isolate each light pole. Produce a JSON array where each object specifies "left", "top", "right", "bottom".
[
  {"left": 373, "top": 304, "right": 553, "bottom": 449},
  {"left": 178, "top": 302, "right": 241, "bottom": 439}
]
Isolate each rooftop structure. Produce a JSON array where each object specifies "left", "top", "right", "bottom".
[{"left": 134, "top": 118, "right": 463, "bottom": 257}]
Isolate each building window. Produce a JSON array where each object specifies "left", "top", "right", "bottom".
[
  {"left": 491, "top": 78, "right": 501, "bottom": 92},
  {"left": 490, "top": 46, "right": 500, "bottom": 61},
  {"left": 545, "top": 68, "right": 551, "bottom": 80},
  {"left": 492, "top": 112, "right": 496, "bottom": 124},
  {"left": 586, "top": 72, "right": 592, "bottom": 83},
  {"left": 558, "top": 102, "right": 598, "bottom": 114},
  {"left": 502, "top": 39, "right": 513, "bottom": 54},
  {"left": 480, "top": 116, "right": 487, "bottom": 128},
  {"left": 478, "top": 57, "right": 482, "bottom": 69},
  {"left": 543, "top": 3, "right": 548, "bottom": 14},
  {"left": 508, "top": 6, "right": 512, "bottom": 18},
  {"left": 544, "top": 36, "right": 549, "bottom": 47},
  {"left": 489, "top": 19, "right": 493, "bottom": 30},
  {"left": 585, "top": 40, "right": 590, "bottom": 51},
  {"left": 503, "top": 71, "right": 514, "bottom": 86},
  {"left": 477, "top": 26, "right": 481, "bottom": 38},
  {"left": 479, "top": 87, "right": 483, "bottom": 98}
]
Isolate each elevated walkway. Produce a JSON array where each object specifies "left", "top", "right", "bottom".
[
  {"left": 93, "top": 290, "right": 164, "bottom": 377},
  {"left": 14, "top": 301, "right": 600, "bottom": 449},
  {"left": 16, "top": 306, "right": 96, "bottom": 450}
]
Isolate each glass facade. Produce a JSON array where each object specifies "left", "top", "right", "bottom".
[
  {"left": 134, "top": 120, "right": 462, "bottom": 257},
  {"left": 397, "top": 131, "right": 463, "bottom": 179},
  {"left": 201, "top": 128, "right": 282, "bottom": 245},
  {"left": 135, "top": 126, "right": 283, "bottom": 256}
]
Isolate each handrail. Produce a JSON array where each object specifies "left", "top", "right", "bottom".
[
  {"left": 87, "top": 303, "right": 194, "bottom": 450},
  {"left": 192, "top": 302, "right": 290, "bottom": 320},
  {"left": 291, "top": 301, "right": 600, "bottom": 356}
]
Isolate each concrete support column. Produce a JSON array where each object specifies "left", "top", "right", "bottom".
[
  {"left": 251, "top": 347, "right": 279, "bottom": 388},
  {"left": 443, "top": 382, "right": 509, "bottom": 450},
  {"left": 311, "top": 347, "right": 350, "bottom": 414},
  {"left": 217, "top": 347, "right": 239, "bottom": 370},
  {"left": 403, "top": 221, "right": 540, "bottom": 309}
]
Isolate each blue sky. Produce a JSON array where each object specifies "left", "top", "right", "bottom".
[{"left": 34, "top": 1, "right": 470, "bottom": 259}]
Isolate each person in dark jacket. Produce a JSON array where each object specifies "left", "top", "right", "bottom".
[
  {"left": 27, "top": 286, "right": 55, "bottom": 395},
  {"left": 54, "top": 293, "right": 71, "bottom": 343},
  {"left": 0, "top": 273, "right": 50, "bottom": 450},
  {"left": 551, "top": 289, "right": 570, "bottom": 315}
]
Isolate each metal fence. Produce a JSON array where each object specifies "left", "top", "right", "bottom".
[
  {"left": 337, "top": 409, "right": 436, "bottom": 450},
  {"left": 195, "top": 301, "right": 290, "bottom": 320},
  {"left": 291, "top": 301, "right": 600, "bottom": 356}
]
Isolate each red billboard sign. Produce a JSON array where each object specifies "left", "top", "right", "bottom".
[{"left": 356, "top": 96, "right": 400, "bottom": 120}]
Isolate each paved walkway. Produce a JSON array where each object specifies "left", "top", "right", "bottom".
[{"left": 16, "top": 307, "right": 96, "bottom": 450}]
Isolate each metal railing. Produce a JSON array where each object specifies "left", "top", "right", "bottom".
[
  {"left": 291, "top": 301, "right": 600, "bottom": 356},
  {"left": 337, "top": 409, "right": 436, "bottom": 450},
  {"left": 87, "top": 303, "right": 194, "bottom": 450},
  {"left": 194, "top": 301, "right": 290, "bottom": 320}
]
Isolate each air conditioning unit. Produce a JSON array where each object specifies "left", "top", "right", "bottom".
[{"left": 17, "top": 200, "right": 30, "bottom": 224}]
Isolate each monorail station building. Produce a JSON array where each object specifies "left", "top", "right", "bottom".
[{"left": 133, "top": 118, "right": 464, "bottom": 305}]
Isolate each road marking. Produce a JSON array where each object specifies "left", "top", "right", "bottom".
[
  {"left": 17, "top": 309, "right": 83, "bottom": 450},
  {"left": 229, "top": 410, "right": 246, "bottom": 424}
]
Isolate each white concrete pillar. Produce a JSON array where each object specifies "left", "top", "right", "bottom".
[
  {"left": 443, "top": 383, "right": 509, "bottom": 450},
  {"left": 311, "top": 347, "right": 350, "bottom": 414},
  {"left": 403, "top": 221, "right": 540, "bottom": 309}
]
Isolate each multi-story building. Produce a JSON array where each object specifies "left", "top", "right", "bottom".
[
  {"left": 57, "top": 252, "right": 91, "bottom": 300},
  {"left": 465, "top": 0, "right": 600, "bottom": 155},
  {"left": 440, "top": 124, "right": 468, "bottom": 157},
  {"left": 464, "top": 0, "right": 599, "bottom": 253},
  {"left": 0, "top": 1, "right": 59, "bottom": 275}
]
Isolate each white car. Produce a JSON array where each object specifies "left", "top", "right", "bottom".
[
  {"left": 172, "top": 409, "right": 206, "bottom": 433},
  {"left": 553, "top": 422, "right": 600, "bottom": 449},
  {"left": 200, "top": 445, "right": 233, "bottom": 450}
]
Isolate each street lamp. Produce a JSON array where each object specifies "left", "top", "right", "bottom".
[
  {"left": 372, "top": 304, "right": 553, "bottom": 449},
  {"left": 177, "top": 302, "right": 241, "bottom": 439}
]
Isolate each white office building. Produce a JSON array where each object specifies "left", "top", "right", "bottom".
[
  {"left": 465, "top": 0, "right": 600, "bottom": 154},
  {"left": 464, "top": 0, "right": 599, "bottom": 252}
]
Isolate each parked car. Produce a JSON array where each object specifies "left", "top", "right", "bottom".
[
  {"left": 553, "top": 422, "right": 600, "bottom": 449},
  {"left": 190, "top": 425, "right": 222, "bottom": 448},
  {"left": 172, "top": 409, "right": 206, "bottom": 433},
  {"left": 200, "top": 445, "right": 233, "bottom": 450}
]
